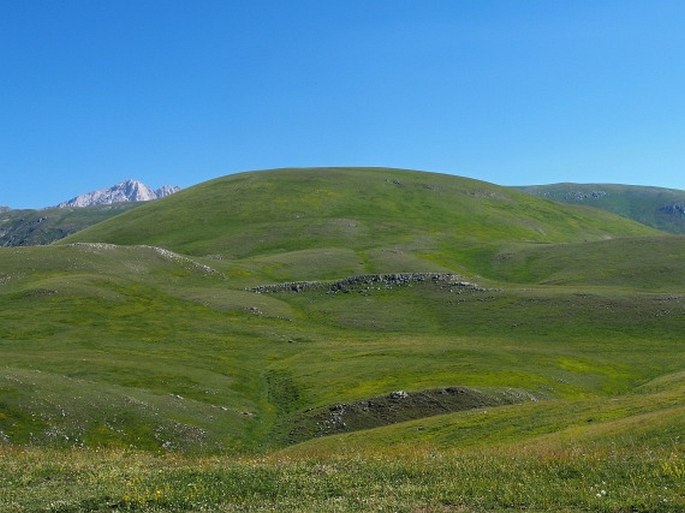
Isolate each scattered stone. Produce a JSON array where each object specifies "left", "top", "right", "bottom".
[
  {"left": 67, "top": 242, "right": 218, "bottom": 274},
  {"left": 142, "top": 245, "right": 217, "bottom": 274},
  {"left": 154, "top": 421, "right": 209, "bottom": 451},
  {"left": 67, "top": 242, "right": 118, "bottom": 250}
]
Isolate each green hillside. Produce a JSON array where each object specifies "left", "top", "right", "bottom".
[
  {"left": 486, "top": 235, "right": 685, "bottom": 288},
  {"left": 0, "top": 203, "right": 139, "bottom": 247},
  {"left": 62, "top": 168, "right": 658, "bottom": 280},
  {"left": 1, "top": 168, "right": 683, "bottom": 512},
  {"left": 519, "top": 182, "right": 685, "bottom": 234}
]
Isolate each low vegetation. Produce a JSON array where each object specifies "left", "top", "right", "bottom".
[
  {"left": 2, "top": 441, "right": 682, "bottom": 512},
  {"left": 1, "top": 168, "right": 683, "bottom": 511}
]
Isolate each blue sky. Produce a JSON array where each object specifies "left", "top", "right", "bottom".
[{"left": 1, "top": 1, "right": 684, "bottom": 208}]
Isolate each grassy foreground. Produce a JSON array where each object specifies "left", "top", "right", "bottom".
[{"left": 1, "top": 440, "right": 682, "bottom": 512}]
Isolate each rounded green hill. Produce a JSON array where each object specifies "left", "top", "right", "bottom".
[{"left": 62, "top": 167, "right": 658, "bottom": 279}]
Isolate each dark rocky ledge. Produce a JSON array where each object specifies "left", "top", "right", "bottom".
[
  {"left": 248, "top": 273, "right": 489, "bottom": 294},
  {"left": 280, "top": 386, "right": 538, "bottom": 445}
]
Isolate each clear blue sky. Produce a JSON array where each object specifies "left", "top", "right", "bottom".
[{"left": 2, "top": 1, "right": 684, "bottom": 208}]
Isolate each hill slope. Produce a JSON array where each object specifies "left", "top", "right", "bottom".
[
  {"left": 2, "top": 242, "right": 684, "bottom": 454},
  {"left": 63, "top": 168, "right": 658, "bottom": 281},
  {"left": 485, "top": 235, "right": 685, "bottom": 288},
  {"left": 1, "top": 168, "right": 683, "bottom": 512},
  {"left": 519, "top": 182, "right": 685, "bottom": 233}
]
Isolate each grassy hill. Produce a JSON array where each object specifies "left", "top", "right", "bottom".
[
  {"left": 62, "top": 168, "right": 658, "bottom": 281},
  {"left": 1, "top": 168, "right": 683, "bottom": 512},
  {"left": 0, "top": 203, "right": 139, "bottom": 247},
  {"left": 519, "top": 182, "right": 685, "bottom": 234}
]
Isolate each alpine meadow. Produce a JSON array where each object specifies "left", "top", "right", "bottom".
[{"left": 1, "top": 167, "right": 683, "bottom": 512}]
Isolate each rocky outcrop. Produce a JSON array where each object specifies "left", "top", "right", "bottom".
[
  {"left": 249, "top": 273, "right": 488, "bottom": 294},
  {"left": 282, "top": 386, "right": 538, "bottom": 444},
  {"left": 542, "top": 190, "right": 608, "bottom": 201},
  {"left": 658, "top": 203, "right": 685, "bottom": 216}
]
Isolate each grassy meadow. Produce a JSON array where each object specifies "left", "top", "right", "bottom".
[{"left": 0, "top": 168, "right": 683, "bottom": 511}]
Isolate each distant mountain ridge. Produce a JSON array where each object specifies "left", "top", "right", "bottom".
[
  {"left": 57, "top": 179, "right": 180, "bottom": 208},
  {"left": 0, "top": 203, "right": 140, "bottom": 247},
  {"left": 518, "top": 183, "right": 685, "bottom": 234}
]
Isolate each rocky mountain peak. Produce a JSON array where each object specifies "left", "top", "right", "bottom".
[
  {"left": 57, "top": 180, "right": 181, "bottom": 208},
  {"left": 155, "top": 185, "right": 182, "bottom": 198}
]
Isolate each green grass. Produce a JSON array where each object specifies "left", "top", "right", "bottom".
[
  {"left": 483, "top": 236, "right": 685, "bottom": 288},
  {"left": 2, "top": 244, "right": 683, "bottom": 454},
  {"left": 1, "top": 436, "right": 682, "bottom": 512},
  {"left": 1, "top": 168, "right": 683, "bottom": 511}
]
